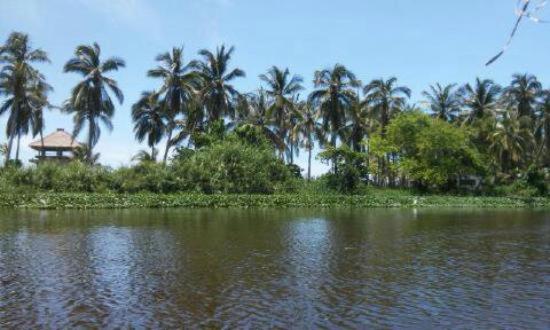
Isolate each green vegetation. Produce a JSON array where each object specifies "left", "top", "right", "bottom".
[{"left": 1, "top": 32, "right": 549, "bottom": 210}]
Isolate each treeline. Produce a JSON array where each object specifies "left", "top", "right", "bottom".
[{"left": 0, "top": 32, "right": 549, "bottom": 195}]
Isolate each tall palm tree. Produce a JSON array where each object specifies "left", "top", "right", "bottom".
[
  {"left": 240, "top": 89, "right": 285, "bottom": 152},
  {"left": 63, "top": 42, "right": 124, "bottom": 163},
  {"left": 294, "top": 101, "right": 324, "bottom": 180},
  {"left": 489, "top": 112, "right": 534, "bottom": 173},
  {"left": 536, "top": 90, "right": 550, "bottom": 165},
  {"left": 343, "top": 96, "right": 370, "bottom": 152},
  {"left": 363, "top": 77, "right": 411, "bottom": 136},
  {"left": 148, "top": 47, "right": 199, "bottom": 163},
  {"left": 422, "top": 83, "right": 460, "bottom": 122},
  {"left": 260, "top": 66, "right": 303, "bottom": 160},
  {"left": 308, "top": 64, "right": 360, "bottom": 148},
  {"left": 193, "top": 45, "right": 245, "bottom": 122},
  {"left": 132, "top": 91, "right": 166, "bottom": 160},
  {"left": 0, "top": 32, "right": 50, "bottom": 163},
  {"left": 504, "top": 73, "right": 542, "bottom": 119},
  {"left": 460, "top": 78, "right": 502, "bottom": 124}
]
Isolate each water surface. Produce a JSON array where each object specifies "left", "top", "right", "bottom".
[{"left": 1, "top": 208, "right": 549, "bottom": 328}]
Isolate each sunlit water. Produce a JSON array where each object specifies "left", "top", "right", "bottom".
[{"left": 0, "top": 208, "right": 549, "bottom": 328}]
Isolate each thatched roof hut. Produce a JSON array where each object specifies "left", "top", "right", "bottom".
[{"left": 29, "top": 128, "right": 81, "bottom": 163}]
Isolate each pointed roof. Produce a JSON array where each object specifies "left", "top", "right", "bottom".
[{"left": 29, "top": 128, "right": 82, "bottom": 150}]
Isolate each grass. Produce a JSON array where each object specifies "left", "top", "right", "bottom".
[{"left": 0, "top": 191, "right": 548, "bottom": 209}]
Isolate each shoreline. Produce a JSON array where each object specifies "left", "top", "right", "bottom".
[{"left": 0, "top": 192, "right": 548, "bottom": 209}]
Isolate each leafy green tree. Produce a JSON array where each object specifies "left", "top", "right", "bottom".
[
  {"left": 63, "top": 42, "right": 125, "bottom": 163},
  {"left": 318, "top": 145, "right": 367, "bottom": 193},
  {"left": 422, "top": 83, "right": 460, "bottom": 122},
  {"left": 381, "top": 111, "right": 484, "bottom": 189},
  {"left": 193, "top": 45, "right": 245, "bottom": 122},
  {"left": 0, "top": 32, "right": 50, "bottom": 163},
  {"left": 147, "top": 47, "right": 199, "bottom": 163},
  {"left": 363, "top": 77, "right": 410, "bottom": 185},
  {"left": 132, "top": 91, "right": 166, "bottom": 160}
]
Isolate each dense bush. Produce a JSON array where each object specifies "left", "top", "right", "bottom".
[
  {"left": 111, "top": 162, "right": 178, "bottom": 193},
  {"left": 0, "top": 161, "right": 112, "bottom": 192},
  {"left": 172, "top": 137, "right": 295, "bottom": 193}
]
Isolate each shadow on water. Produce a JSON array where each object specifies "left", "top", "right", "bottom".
[{"left": 0, "top": 208, "right": 549, "bottom": 328}]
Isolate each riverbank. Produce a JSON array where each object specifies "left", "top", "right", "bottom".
[{"left": 0, "top": 192, "right": 548, "bottom": 209}]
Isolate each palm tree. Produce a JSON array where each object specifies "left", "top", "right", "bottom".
[
  {"left": 460, "top": 78, "right": 502, "bottom": 124},
  {"left": 294, "top": 101, "right": 324, "bottom": 180},
  {"left": 132, "top": 91, "right": 166, "bottom": 160},
  {"left": 489, "top": 112, "right": 534, "bottom": 173},
  {"left": 422, "top": 83, "right": 460, "bottom": 121},
  {"left": 343, "top": 96, "right": 370, "bottom": 152},
  {"left": 63, "top": 42, "right": 124, "bottom": 163},
  {"left": 132, "top": 148, "right": 158, "bottom": 163},
  {"left": 193, "top": 45, "right": 245, "bottom": 122},
  {"left": 536, "top": 90, "right": 550, "bottom": 165},
  {"left": 504, "top": 73, "right": 542, "bottom": 119},
  {"left": 148, "top": 47, "right": 199, "bottom": 163},
  {"left": 308, "top": 64, "right": 360, "bottom": 148},
  {"left": 239, "top": 89, "right": 285, "bottom": 152},
  {"left": 73, "top": 144, "right": 100, "bottom": 164},
  {"left": 363, "top": 77, "right": 411, "bottom": 136},
  {"left": 260, "top": 66, "right": 303, "bottom": 160},
  {"left": 363, "top": 77, "right": 410, "bottom": 186},
  {"left": 0, "top": 32, "right": 50, "bottom": 163}
]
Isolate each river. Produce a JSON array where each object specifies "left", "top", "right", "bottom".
[{"left": 0, "top": 208, "right": 548, "bottom": 328}]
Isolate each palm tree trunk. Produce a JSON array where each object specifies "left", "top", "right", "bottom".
[
  {"left": 307, "top": 147, "right": 312, "bottom": 181},
  {"left": 290, "top": 142, "right": 294, "bottom": 164},
  {"left": 5, "top": 134, "right": 14, "bottom": 164},
  {"left": 163, "top": 126, "right": 173, "bottom": 164},
  {"left": 15, "top": 132, "right": 21, "bottom": 162},
  {"left": 87, "top": 118, "right": 94, "bottom": 163}
]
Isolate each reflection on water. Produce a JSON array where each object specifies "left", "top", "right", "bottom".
[{"left": 0, "top": 208, "right": 549, "bottom": 328}]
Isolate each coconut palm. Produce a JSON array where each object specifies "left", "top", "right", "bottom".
[
  {"left": 260, "top": 66, "right": 303, "bottom": 159},
  {"left": 294, "top": 101, "right": 324, "bottom": 180},
  {"left": 460, "top": 78, "right": 502, "bottom": 124},
  {"left": 343, "top": 96, "right": 370, "bottom": 152},
  {"left": 193, "top": 45, "right": 245, "bottom": 122},
  {"left": 73, "top": 144, "right": 100, "bottom": 164},
  {"left": 504, "top": 73, "right": 542, "bottom": 119},
  {"left": 422, "top": 83, "right": 461, "bottom": 121},
  {"left": 363, "top": 77, "right": 411, "bottom": 136},
  {"left": 63, "top": 42, "right": 124, "bottom": 163},
  {"left": 240, "top": 89, "right": 284, "bottom": 152},
  {"left": 132, "top": 149, "right": 158, "bottom": 163},
  {"left": 0, "top": 32, "right": 50, "bottom": 163},
  {"left": 489, "top": 112, "right": 534, "bottom": 173},
  {"left": 308, "top": 64, "right": 360, "bottom": 148},
  {"left": 148, "top": 47, "right": 199, "bottom": 163},
  {"left": 132, "top": 91, "right": 166, "bottom": 160},
  {"left": 536, "top": 90, "right": 550, "bottom": 165}
]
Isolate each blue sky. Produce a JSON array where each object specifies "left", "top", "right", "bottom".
[{"left": 0, "top": 0, "right": 549, "bottom": 175}]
